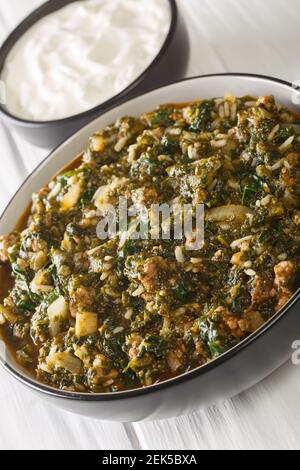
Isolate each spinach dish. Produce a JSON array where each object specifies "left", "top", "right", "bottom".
[{"left": 0, "top": 95, "right": 300, "bottom": 393}]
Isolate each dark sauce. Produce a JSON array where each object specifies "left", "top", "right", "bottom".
[
  {"left": 0, "top": 265, "right": 13, "bottom": 302},
  {"left": 0, "top": 153, "right": 83, "bottom": 371}
]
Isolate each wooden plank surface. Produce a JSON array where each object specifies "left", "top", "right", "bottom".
[{"left": 0, "top": 0, "right": 300, "bottom": 450}]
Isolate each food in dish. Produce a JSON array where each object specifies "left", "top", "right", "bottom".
[
  {"left": 0, "top": 94, "right": 300, "bottom": 393},
  {"left": 1, "top": 0, "right": 171, "bottom": 121}
]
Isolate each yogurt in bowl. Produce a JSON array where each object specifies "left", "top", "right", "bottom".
[{"left": 1, "top": 0, "right": 171, "bottom": 121}]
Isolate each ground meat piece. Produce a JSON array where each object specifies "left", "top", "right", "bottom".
[
  {"left": 231, "top": 251, "right": 244, "bottom": 266},
  {"left": 141, "top": 256, "right": 169, "bottom": 292},
  {"left": 131, "top": 187, "right": 159, "bottom": 206},
  {"left": 69, "top": 286, "right": 96, "bottom": 317},
  {"left": 167, "top": 344, "right": 185, "bottom": 372},
  {"left": 0, "top": 232, "right": 20, "bottom": 262},
  {"left": 287, "top": 152, "right": 300, "bottom": 167},
  {"left": 87, "top": 354, "right": 118, "bottom": 387},
  {"left": 238, "top": 309, "right": 264, "bottom": 333},
  {"left": 214, "top": 306, "right": 244, "bottom": 338},
  {"left": 281, "top": 167, "right": 300, "bottom": 189},
  {"left": 127, "top": 334, "right": 143, "bottom": 360},
  {"left": 274, "top": 261, "right": 295, "bottom": 288},
  {"left": 293, "top": 211, "right": 300, "bottom": 226},
  {"left": 276, "top": 287, "right": 293, "bottom": 311},
  {"left": 226, "top": 316, "right": 239, "bottom": 330},
  {"left": 256, "top": 95, "right": 276, "bottom": 111},
  {"left": 31, "top": 238, "right": 48, "bottom": 253},
  {"left": 250, "top": 275, "right": 276, "bottom": 305}
]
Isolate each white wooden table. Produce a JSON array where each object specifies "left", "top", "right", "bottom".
[{"left": 0, "top": 0, "right": 300, "bottom": 450}]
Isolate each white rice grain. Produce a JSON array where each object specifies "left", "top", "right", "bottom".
[
  {"left": 227, "top": 179, "right": 240, "bottom": 189},
  {"left": 132, "top": 285, "right": 145, "bottom": 297},
  {"left": 100, "top": 271, "right": 110, "bottom": 281},
  {"left": 224, "top": 101, "right": 230, "bottom": 117},
  {"left": 184, "top": 264, "right": 193, "bottom": 272},
  {"left": 244, "top": 261, "right": 253, "bottom": 268},
  {"left": 211, "top": 139, "right": 227, "bottom": 148},
  {"left": 241, "top": 151, "right": 251, "bottom": 162},
  {"left": 208, "top": 179, "right": 218, "bottom": 191},
  {"left": 125, "top": 309, "right": 133, "bottom": 320},
  {"left": 268, "top": 124, "right": 280, "bottom": 141},
  {"left": 219, "top": 105, "right": 225, "bottom": 118},
  {"left": 279, "top": 135, "right": 294, "bottom": 152},
  {"left": 87, "top": 246, "right": 102, "bottom": 256},
  {"left": 114, "top": 136, "right": 128, "bottom": 152},
  {"left": 245, "top": 269, "right": 256, "bottom": 277},
  {"left": 166, "top": 127, "right": 182, "bottom": 135},
  {"left": 104, "top": 379, "right": 115, "bottom": 387},
  {"left": 103, "top": 263, "right": 113, "bottom": 271},
  {"left": 266, "top": 159, "right": 283, "bottom": 171},
  {"left": 211, "top": 118, "right": 221, "bottom": 129},
  {"left": 260, "top": 195, "right": 272, "bottom": 207},
  {"left": 174, "top": 307, "right": 186, "bottom": 317},
  {"left": 85, "top": 210, "right": 97, "bottom": 219},
  {"left": 47, "top": 182, "right": 62, "bottom": 200},
  {"left": 175, "top": 246, "right": 185, "bottom": 263},
  {"left": 190, "top": 257, "right": 202, "bottom": 264},
  {"left": 230, "top": 235, "right": 252, "bottom": 249},
  {"left": 245, "top": 101, "right": 256, "bottom": 107},
  {"left": 113, "top": 326, "right": 124, "bottom": 334},
  {"left": 230, "top": 102, "right": 237, "bottom": 121},
  {"left": 283, "top": 160, "right": 292, "bottom": 170}
]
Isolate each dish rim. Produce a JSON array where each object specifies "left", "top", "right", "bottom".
[
  {"left": 1, "top": 72, "right": 300, "bottom": 402},
  {"left": 0, "top": 0, "right": 177, "bottom": 125}
]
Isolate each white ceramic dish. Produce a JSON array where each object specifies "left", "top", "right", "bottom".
[{"left": 1, "top": 74, "right": 300, "bottom": 422}]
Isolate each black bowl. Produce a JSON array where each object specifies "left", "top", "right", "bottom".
[{"left": 0, "top": 0, "right": 179, "bottom": 148}]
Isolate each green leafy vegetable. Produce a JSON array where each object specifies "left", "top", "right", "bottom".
[
  {"left": 150, "top": 110, "right": 172, "bottom": 127},
  {"left": 190, "top": 101, "right": 214, "bottom": 131},
  {"left": 173, "top": 282, "right": 189, "bottom": 300}
]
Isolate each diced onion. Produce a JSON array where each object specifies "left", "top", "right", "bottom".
[
  {"left": 75, "top": 312, "right": 98, "bottom": 337},
  {"left": 230, "top": 235, "right": 253, "bottom": 249},
  {"left": 47, "top": 351, "right": 82, "bottom": 374},
  {"left": 60, "top": 181, "right": 81, "bottom": 211},
  {"left": 0, "top": 304, "right": 17, "bottom": 324},
  {"left": 47, "top": 296, "right": 69, "bottom": 338},
  {"left": 93, "top": 177, "right": 127, "bottom": 208},
  {"left": 91, "top": 135, "right": 106, "bottom": 152}
]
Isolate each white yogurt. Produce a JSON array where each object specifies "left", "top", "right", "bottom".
[{"left": 2, "top": 0, "right": 171, "bottom": 121}]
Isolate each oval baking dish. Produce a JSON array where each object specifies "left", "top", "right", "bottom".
[{"left": 0, "top": 74, "right": 300, "bottom": 422}]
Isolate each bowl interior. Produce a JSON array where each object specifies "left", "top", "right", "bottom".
[{"left": 1, "top": 74, "right": 300, "bottom": 397}]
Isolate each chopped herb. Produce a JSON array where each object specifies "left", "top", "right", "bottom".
[{"left": 190, "top": 100, "right": 214, "bottom": 131}]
